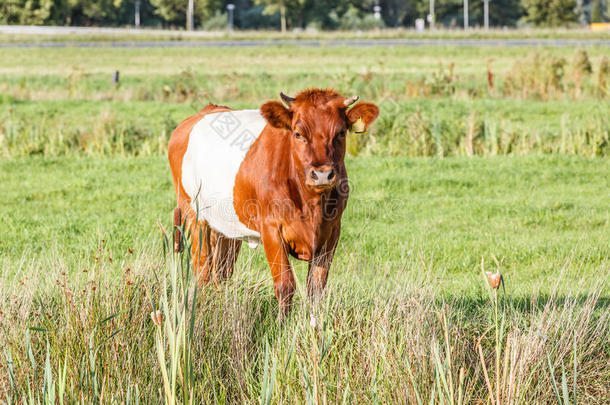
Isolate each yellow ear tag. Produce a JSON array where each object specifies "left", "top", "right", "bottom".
[{"left": 351, "top": 117, "right": 365, "bottom": 134}]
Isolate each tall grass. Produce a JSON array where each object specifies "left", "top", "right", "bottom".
[
  {"left": 1, "top": 233, "right": 608, "bottom": 402},
  {"left": 1, "top": 99, "right": 608, "bottom": 158},
  {"left": 362, "top": 103, "right": 609, "bottom": 157},
  {"left": 0, "top": 105, "right": 172, "bottom": 157},
  {"left": 502, "top": 50, "right": 610, "bottom": 101}
]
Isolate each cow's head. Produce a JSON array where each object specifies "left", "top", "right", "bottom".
[{"left": 260, "top": 89, "right": 379, "bottom": 192}]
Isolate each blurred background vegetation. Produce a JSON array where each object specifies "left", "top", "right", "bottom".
[{"left": 1, "top": 0, "right": 608, "bottom": 30}]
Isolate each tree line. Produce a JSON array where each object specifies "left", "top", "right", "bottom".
[{"left": 1, "top": 0, "right": 607, "bottom": 29}]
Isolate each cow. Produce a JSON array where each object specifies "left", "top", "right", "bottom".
[{"left": 168, "top": 88, "right": 379, "bottom": 318}]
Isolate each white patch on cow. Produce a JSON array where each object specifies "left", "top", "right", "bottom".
[{"left": 181, "top": 109, "right": 266, "bottom": 247}]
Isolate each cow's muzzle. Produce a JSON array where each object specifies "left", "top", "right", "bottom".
[{"left": 306, "top": 165, "right": 337, "bottom": 190}]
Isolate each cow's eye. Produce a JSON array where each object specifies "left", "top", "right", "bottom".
[{"left": 294, "top": 132, "right": 306, "bottom": 142}]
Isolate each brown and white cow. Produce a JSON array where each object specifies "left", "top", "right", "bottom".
[{"left": 168, "top": 88, "right": 379, "bottom": 317}]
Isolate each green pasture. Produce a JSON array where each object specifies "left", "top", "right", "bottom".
[
  {"left": 1, "top": 155, "right": 608, "bottom": 296},
  {"left": 1, "top": 45, "right": 608, "bottom": 87}
]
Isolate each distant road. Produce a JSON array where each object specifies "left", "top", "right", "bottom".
[{"left": 2, "top": 39, "right": 609, "bottom": 48}]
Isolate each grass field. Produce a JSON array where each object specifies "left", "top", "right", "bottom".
[
  {"left": 1, "top": 155, "right": 609, "bottom": 292},
  {"left": 2, "top": 27, "right": 610, "bottom": 43},
  {"left": 0, "top": 42, "right": 609, "bottom": 402}
]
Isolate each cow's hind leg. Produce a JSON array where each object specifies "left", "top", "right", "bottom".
[
  {"left": 173, "top": 196, "right": 220, "bottom": 286},
  {"left": 188, "top": 219, "right": 214, "bottom": 285},
  {"left": 209, "top": 230, "right": 241, "bottom": 283},
  {"left": 188, "top": 221, "right": 241, "bottom": 286}
]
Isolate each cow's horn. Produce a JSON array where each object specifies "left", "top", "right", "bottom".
[
  {"left": 280, "top": 92, "right": 295, "bottom": 106},
  {"left": 344, "top": 95, "right": 359, "bottom": 107}
]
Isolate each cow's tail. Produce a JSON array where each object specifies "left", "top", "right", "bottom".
[{"left": 173, "top": 207, "right": 183, "bottom": 253}]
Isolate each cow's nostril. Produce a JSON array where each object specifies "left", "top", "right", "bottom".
[
  {"left": 327, "top": 170, "right": 335, "bottom": 180},
  {"left": 310, "top": 170, "right": 319, "bottom": 181}
]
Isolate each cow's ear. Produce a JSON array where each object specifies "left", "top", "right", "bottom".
[
  {"left": 347, "top": 102, "right": 379, "bottom": 133},
  {"left": 260, "top": 101, "right": 292, "bottom": 130}
]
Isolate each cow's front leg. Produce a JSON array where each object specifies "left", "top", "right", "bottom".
[
  {"left": 261, "top": 225, "right": 296, "bottom": 319},
  {"left": 307, "top": 225, "right": 340, "bottom": 301}
]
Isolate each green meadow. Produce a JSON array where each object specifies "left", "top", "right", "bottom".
[
  {"left": 1, "top": 155, "right": 608, "bottom": 293},
  {"left": 0, "top": 43, "right": 608, "bottom": 402}
]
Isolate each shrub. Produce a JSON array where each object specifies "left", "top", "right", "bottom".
[
  {"left": 503, "top": 52, "right": 570, "bottom": 99},
  {"left": 202, "top": 11, "right": 229, "bottom": 31},
  {"left": 338, "top": 6, "right": 385, "bottom": 30}
]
